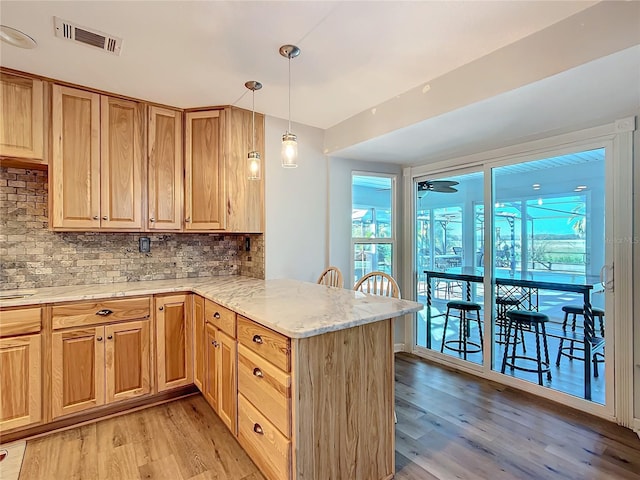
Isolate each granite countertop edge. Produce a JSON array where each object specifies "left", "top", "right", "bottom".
[{"left": 0, "top": 276, "right": 424, "bottom": 339}]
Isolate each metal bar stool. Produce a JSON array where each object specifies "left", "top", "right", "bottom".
[
  {"left": 556, "top": 305, "right": 605, "bottom": 376},
  {"left": 495, "top": 296, "right": 525, "bottom": 349},
  {"left": 440, "top": 300, "right": 483, "bottom": 360},
  {"left": 501, "top": 310, "right": 551, "bottom": 386}
]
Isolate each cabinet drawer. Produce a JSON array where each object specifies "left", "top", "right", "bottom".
[
  {"left": 238, "top": 394, "right": 290, "bottom": 480},
  {"left": 0, "top": 307, "right": 41, "bottom": 337},
  {"left": 238, "top": 344, "right": 291, "bottom": 438},
  {"left": 52, "top": 297, "right": 151, "bottom": 329},
  {"left": 237, "top": 316, "right": 290, "bottom": 372},
  {"left": 204, "top": 299, "right": 236, "bottom": 337}
]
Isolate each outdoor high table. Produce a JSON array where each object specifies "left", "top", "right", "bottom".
[{"left": 424, "top": 267, "right": 601, "bottom": 400}]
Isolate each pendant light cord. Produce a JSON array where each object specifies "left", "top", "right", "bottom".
[
  {"left": 288, "top": 56, "right": 292, "bottom": 133},
  {"left": 251, "top": 89, "right": 256, "bottom": 151}
]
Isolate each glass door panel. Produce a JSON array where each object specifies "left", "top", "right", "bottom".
[
  {"left": 415, "top": 171, "right": 485, "bottom": 366},
  {"left": 491, "top": 148, "right": 607, "bottom": 404}
]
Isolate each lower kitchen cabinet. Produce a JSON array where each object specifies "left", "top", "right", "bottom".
[
  {"left": 156, "top": 294, "right": 193, "bottom": 391},
  {"left": 204, "top": 322, "right": 237, "bottom": 434},
  {"left": 0, "top": 334, "right": 42, "bottom": 431},
  {"left": 52, "top": 320, "right": 151, "bottom": 419}
]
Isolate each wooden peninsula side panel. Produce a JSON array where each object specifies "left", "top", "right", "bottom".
[{"left": 293, "top": 319, "right": 394, "bottom": 480}]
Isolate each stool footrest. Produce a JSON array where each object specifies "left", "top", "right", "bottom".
[
  {"left": 504, "top": 355, "right": 551, "bottom": 376},
  {"left": 443, "top": 339, "right": 482, "bottom": 354}
]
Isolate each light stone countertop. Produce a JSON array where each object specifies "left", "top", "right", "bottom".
[{"left": 0, "top": 276, "right": 423, "bottom": 338}]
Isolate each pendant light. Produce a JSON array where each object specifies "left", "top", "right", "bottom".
[
  {"left": 279, "top": 44, "right": 300, "bottom": 168},
  {"left": 245, "top": 80, "right": 262, "bottom": 180}
]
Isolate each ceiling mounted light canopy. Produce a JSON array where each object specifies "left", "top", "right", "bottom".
[
  {"left": 0, "top": 25, "right": 37, "bottom": 49},
  {"left": 280, "top": 44, "right": 300, "bottom": 168},
  {"left": 245, "top": 80, "right": 262, "bottom": 181}
]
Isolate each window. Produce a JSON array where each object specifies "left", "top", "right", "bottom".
[{"left": 352, "top": 174, "right": 396, "bottom": 285}]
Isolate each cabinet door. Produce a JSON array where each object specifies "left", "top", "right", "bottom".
[
  {"left": 217, "top": 329, "right": 237, "bottom": 435},
  {"left": 203, "top": 323, "right": 218, "bottom": 412},
  {"left": 225, "top": 107, "right": 264, "bottom": 233},
  {"left": 0, "top": 334, "right": 42, "bottom": 431},
  {"left": 184, "top": 110, "right": 225, "bottom": 231},
  {"left": 105, "top": 320, "right": 151, "bottom": 403},
  {"left": 0, "top": 73, "right": 44, "bottom": 161},
  {"left": 51, "top": 85, "right": 101, "bottom": 229},
  {"left": 156, "top": 295, "right": 193, "bottom": 391},
  {"left": 100, "top": 96, "right": 144, "bottom": 229},
  {"left": 193, "top": 295, "right": 205, "bottom": 391},
  {"left": 148, "top": 106, "right": 182, "bottom": 230},
  {"left": 52, "top": 326, "right": 105, "bottom": 419}
]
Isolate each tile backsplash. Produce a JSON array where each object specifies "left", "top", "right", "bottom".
[{"left": 0, "top": 167, "right": 264, "bottom": 290}]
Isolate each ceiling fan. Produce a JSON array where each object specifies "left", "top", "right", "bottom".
[{"left": 417, "top": 180, "right": 459, "bottom": 197}]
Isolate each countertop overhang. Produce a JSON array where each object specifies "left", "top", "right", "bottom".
[{"left": 0, "top": 276, "right": 423, "bottom": 338}]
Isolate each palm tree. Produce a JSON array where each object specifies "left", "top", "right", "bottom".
[{"left": 568, "top": 203, "right": 586, "bottom": 238}]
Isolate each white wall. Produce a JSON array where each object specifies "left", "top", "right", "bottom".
[{"left": 264, "top": 116, "right": 327, "bottom": 282}]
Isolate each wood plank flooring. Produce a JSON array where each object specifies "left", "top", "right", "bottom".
[{"left": 17, "top": 353, "right": 640, "bottom": 479}]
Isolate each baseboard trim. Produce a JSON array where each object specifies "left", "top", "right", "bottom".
[
  {"left": 394, "top": 343, "right": 406, "bottom": 353},
  {"left": 0, "top": 385, "right": 199, "bottom": 444}
]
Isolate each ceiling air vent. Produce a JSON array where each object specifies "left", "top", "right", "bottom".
[{"left": 54, "top": 17, "right": 122, "bottom": 55}]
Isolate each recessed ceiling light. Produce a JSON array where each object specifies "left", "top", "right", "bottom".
[
  {"left": 532, "top": 183, "right": 540, "bottom": 190},
  {"left": 0, "top": 25, "right": 37, "bottom": 49},
  {"left": 576, "top": 185, "right": 587, "bottom": 190}
]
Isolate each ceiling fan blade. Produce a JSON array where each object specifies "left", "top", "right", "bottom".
[
  {"left": 431, "top": 185, "right": 458, "bottom": 193},
  {"left": 430, "top": 180, "right": 459, "bottom": 187}
]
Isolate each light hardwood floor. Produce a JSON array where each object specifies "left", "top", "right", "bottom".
[{"left": 18, "top": 353, "right": 640, "bottom": 480}]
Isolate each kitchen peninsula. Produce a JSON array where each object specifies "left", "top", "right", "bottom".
[{"left": 0, "top": 276, "right": 423, "bottom": 480}]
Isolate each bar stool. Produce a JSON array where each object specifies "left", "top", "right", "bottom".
[
  {"left": 556, "top": 305, "right": 605, "bottom": 375},
  {"left": 440, "top": 300, "right": 483, "bottom": 360},
  {"left": 495, "top": 296, "right": 524, "bottom": 349},
  {"left": 501, "top": 310, "right": 551, "bottom": 386}
]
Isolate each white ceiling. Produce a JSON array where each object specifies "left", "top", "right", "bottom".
[{"left": 1, "top": 1, "right": 637, "bottom": 166}]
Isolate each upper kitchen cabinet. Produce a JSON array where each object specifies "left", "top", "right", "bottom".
[
  {"left": 184, "top": 110, "right": 225, "bottom": 231},
  {"left": 50, "top": 85, "right": 144, "bottom": 230},
  {"left": 224, "top": 107, "right": 264, "bottom": 233},
  {"left": 148, "top": 106, "right": 183, "bottom": 231},
  {"left": 0, "top": 72, "right": 45, "bottom": 166}
]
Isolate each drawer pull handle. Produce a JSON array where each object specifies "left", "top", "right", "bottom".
[
  {"left": 96, "top": 309, "right": 113, "bottom": 316},
  {"left": 97, "top": 336, "right": 103, "bottom": 342},
  {"left": 253, "top": 423, "right": 264, "bottom": 435},
  {"left": 252, "top": 335, "right": 263, "bottom": 344},
  {"left": 214, "top": 312, "right": 221, "bottom": 319},
  {"left": 253, "top": 367, "right": 263, "bottom": 378}
]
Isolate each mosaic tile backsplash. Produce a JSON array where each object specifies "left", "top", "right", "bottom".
[{"left": 0, "top": 167, "right": 264, "bottom": 290}]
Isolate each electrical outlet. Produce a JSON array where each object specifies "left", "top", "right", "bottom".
[
  {"left": 245, "top": 237, "right": 251, "bottom": 252},
  {"left": 139, "top": 237, "right": 151, "bottom": 253}
]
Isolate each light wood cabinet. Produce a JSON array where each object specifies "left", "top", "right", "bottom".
[
  {"left": 51, "top": 326, "right": 105, "bottom": 418},
  {"left": 156, "top": 294, "right": 193, "bottom": 391},
  {"left": 148, "top": 106, "right": 183, "bottom": 230},
  {"left": 224, "top": 107, "right": 264, "bottom": 233},
  {"left": 51, "top": 85, "right": 144, "bottom": 230},
  {"left": 0, "top": 72, "right": 44, "bottom": 163},
  {"left": 204, "top": 323, "right": 237, "bottom": 434},
  {"left": 193, "top": 295, "right": 205, "bottom": 391},
  {"left": 0, "top": 334, "right": 42, "bottom": 431},
  {"left": 184, "top": 110, "right": 225, "bottom": 231},
  {"left": 51, "top": 319, "right": 151, "bottom": 419}
]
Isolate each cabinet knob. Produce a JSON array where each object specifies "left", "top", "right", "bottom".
[
  {"left": 96, "top": 336, "right": 103, "bottom": 342},
  {"left": 185, "top": 217, "right": 191, "bottom": 223},
  {"left": 252, "top": 335, "right": 263, "bottom": 344},
  {"left": 102, "top": 216, "right": 108, "bottom": 221},
  {"left": 159, "top": 306, "right": 164, "bottom": 311},
  {"left": 149, "top": 217, "right": 155, "bottom": 223},
  {"left": 107, "top": 335, "right": 113, "bottom": 340},
  {"left": 212, "top": 340, "right": 219, "bottom": 348},
  {"left": 213, "top": 312, "right": 221, "bottom": 319},
  {"left": 93, "top": 215, "right": 99, "bottom": 220},
  {"left": 252, "top": 367, "right": 263, "bottom": 378},
  {"left": 253, "top": 423, "right": 264, "bottom": 435}
]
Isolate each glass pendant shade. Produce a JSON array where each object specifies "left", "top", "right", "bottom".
[
  {"left": 247, "top": 151, "right": 261, "bottom": 180},
  {"left": 281, "top": 132, "right": 298, "bottom": 168}
]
